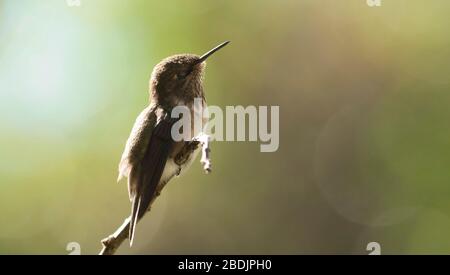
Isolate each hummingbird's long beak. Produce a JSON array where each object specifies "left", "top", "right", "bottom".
[{"left": 197, "top": 41, "right": 230, "bottom": 63}]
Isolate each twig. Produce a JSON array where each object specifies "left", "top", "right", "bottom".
[
  {"left": 99, "top": 134, "right": 212, "bottom": 255},
  {"left": 99, "top": 217, "right": 130, "bottom": 255},
  {"left": 99, "top": 178, "right": 171, "bottom": 255}
]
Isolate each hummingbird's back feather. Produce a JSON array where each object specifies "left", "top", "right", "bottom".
[{"left": 128, "top": 115, "right": 178, "bottom": 245}]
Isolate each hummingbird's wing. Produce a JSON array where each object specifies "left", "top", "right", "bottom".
[
  {"left": 119, "top": 105, "right": 178, "bottom": 245},
  {"left": 129, "top": 115, "right": 178, "bottom": 245},
  {"left": 117, "top": 104, "right": 177, "bottom": 244},
  {"left": 118, "top": 104, "right": 157, "bottom": 188}
]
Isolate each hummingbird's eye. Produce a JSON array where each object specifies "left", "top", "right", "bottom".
[
  {"left": 179, "top": 70, "right": 191, "bottom": 78},
  {"left": 173, "top": 73, "right": 185, "bottom": 80}
]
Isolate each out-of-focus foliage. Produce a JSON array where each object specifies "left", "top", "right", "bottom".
[{"left": 1, "top": 0, "right": 450, "bottom": 254}]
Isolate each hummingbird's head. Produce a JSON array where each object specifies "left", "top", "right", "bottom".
[{"left": 149, "top": 41, "right": 230, "bottom": 105}]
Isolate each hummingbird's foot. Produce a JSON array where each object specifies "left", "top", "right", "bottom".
[
  {"left": 174, "top": 141, "right": 199, "bottom": 166},
  {"left": 193, "top": 133, "right": 212, "bottom": 174}
]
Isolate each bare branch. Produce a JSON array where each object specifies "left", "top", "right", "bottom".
[
  {"left": 99, "top": 178, "right": 169, "bottom": 255},
  {"left": 99, "top": 217, "right": 130, "bottom": 255}
]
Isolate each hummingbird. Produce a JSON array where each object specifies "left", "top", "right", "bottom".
[{"left": 117, "top": 41, "right": 230, "bottom": 245}]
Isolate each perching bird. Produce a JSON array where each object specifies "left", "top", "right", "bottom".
[{"left": 117, "top": 41, "right": 230, "bottom": 245}]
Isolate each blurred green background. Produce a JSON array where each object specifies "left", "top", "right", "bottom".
[{"left": 1, "top": 0, "right": 450, "bottom": 254}]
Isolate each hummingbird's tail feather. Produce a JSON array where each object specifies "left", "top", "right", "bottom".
[
  {"left": 129, "top": 196, "right": 141, "bottom": 246},
  {"left": 128, "top": 164, "right": 143, "bottom": 245}
]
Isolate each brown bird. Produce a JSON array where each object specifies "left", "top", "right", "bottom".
[{"left": 117, "top": 41, "right": 230, "bottom": 245}]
